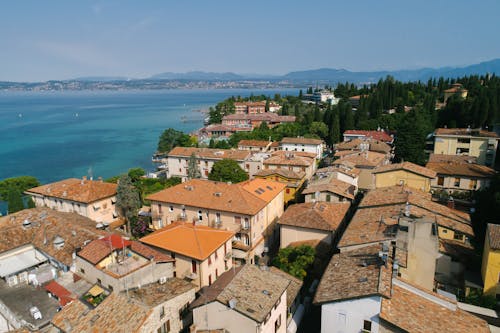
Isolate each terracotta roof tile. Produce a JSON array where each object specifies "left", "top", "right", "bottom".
[
  {"left": 302, "top": 176, "right": 355, "bottom": 200},
  {"left": 487, "top": 224, "right": 500, "bottom": 250},
  {"left": 147, "top": 179, "right": 284, "bottom": 216},
  {"left": 435, "top": 128, "right": 499, "bottom": 138},
  {"left": 333, "top": 151, "right": 387, "bottom": 168},
  {"left": 314, "top": 244, "right": 392, "bottom": 304},
  {"left": 373, "top": 162, "right": 437, "bottom": 179},
  {"left": 167, "top": 147, "right": 251, "bottom": 160},
  {"left": 238, "top": 140, "right": 271, "bottom": 147},
  {"left": 0, "top": 208, "right": 106, "bottom": 266},
  {"left": 223, "top": 113, "right": 295, "bottom": 122},
  {"left": 264, "top": 151, "right": 316, "bottom": 167},
  {"left": 254, "top": 168, "right": 305, "bottom": 180},
  {"left": 426, "top": 161, "right": 496, "bottom": 178},
  {"left": 268, "top": 267, "right": 303, "bottom": 309},
  {"left": 239, "top": 178, "right": 287, "bottom": 203},
  {"left": 380, "top": 280, "right": 490, "bottom": 333},
  {"left": 278, "top": 202, "right": 350, "bottom": 232},
  {"left": 428, "top": 154, "right": 477, "bottom": 164},
  {"left": 336, "top": 138, "right": 391, "bottom": 154},
  {"left": 281, "top": 137, "right": 323, "bottom": 145},
  {"left": 140, "top": 222, "right": 234, "bottom": 260},
  {"left": 26, "top": 178, "right": 117, "bottom": 204},
  {"left": 343, "top": 130, "right": 393, "bottom": 142}
]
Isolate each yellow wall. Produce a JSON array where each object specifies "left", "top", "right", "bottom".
[
  {"left": 374, "top": 170, "right": 431, "bottom": 192},
  {"left": 482, "top": 234, "right": 500, "bottom": 296},
  {"left": 254, "top": 174, "right": 305, "bottom": 205},
  {"left": 437, "top": 226, "right": 466, "bottom": 243},
  {"left": 434, "top": 136, "right": 497, "bottom": 166}
]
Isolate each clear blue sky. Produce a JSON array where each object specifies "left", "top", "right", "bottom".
[{"left": 1, "top": 0, "right": 499, "bottom": 81}]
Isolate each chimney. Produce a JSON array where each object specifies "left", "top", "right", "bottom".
[
  {"left": 82, "top": 176, "right": 87, "bottom": 184},
  {"left": 98, "top": 176, "right": 103, "bottom": 182},
  {"left": 447, "top": 197, "right": 455, "bottom": 210}
]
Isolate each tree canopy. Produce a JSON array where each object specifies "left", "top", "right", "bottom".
[
  {"left": 116, "top": 174, "right": 141, "bottom": 235},
  {"left": 208, "top": 159, "right": 248, "bottom": 183},
  {"left": 0, "top": 176, "right": 40, "bottom": 201},
  {"left": 272, "top": 245, "right": 316, "bottom": 280},
  {"left": 157, "top": 128, "right": 193, "bottom": 153}
]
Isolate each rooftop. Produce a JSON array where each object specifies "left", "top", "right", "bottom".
[
  {"left": 335, "top": 138, "right": 391, "bottom": 154},
  {"left": 278, "top": 202, "right": 350, "bottom": 232},
  {"left": 488, "top": 224, "right": 500, "bottom": 251},
  {"left": 223, "top": 113, "right": 296, "bottom": 122},
  {"left": 426, "top": 161, "right": 496, "bottom": 178},
  {"left": 343, "top": 130, "right": 393, "bottom": 143},
  {"left": 254, "top": 168, "right": 305, "bottom": 180},
  {"left": 380, "top": 279, "right": 489, "bottom": 333},
  {"left": 313, "top": 244, "right": 392, "bottom": 304},
  {"left": 434, "top": 128, "right": 499, "bottom": 138},
  {"left": 268, "top": 266, "right": 303, "bottom": 310},
  {"left": 127, "top": 277, "right": 195, "bottom": 307},
  {"left": 280, "top": 137, "right": 323, "bottom": 145},
  {"left": 26, "top": 178, "right": 117, "bottom": 203},
  {"left": 302, "top": 174, "right": 355, "bottom": 200},
  {"left": 428, "top": 154, "right": 477, "bottom": 164},
  {"left": 140, "top": 222, "right": 234, "bottom": 261},
  {"left": 146, "top": 178, "right": 285, "bottom": 216},
  {"left": 263, "top": 151, "right": 316, "bottom": 167},
  {"left": 315, "top": 165, "right": 361, "bottom": 178},
  {"left": 0, "top": 208, "right": 106, "bottom": 267},
  {"left": 167, "top": 147, "right": 251, "bottom": 160},
  {"left": 333, "top": 150, "right": 387, "bottom": 168},
  {"left": 237, "top": 139, "right": 271, "bottom": 147},
  {"left": 372, "top": 161, "right": 437, "bottom": 179}
]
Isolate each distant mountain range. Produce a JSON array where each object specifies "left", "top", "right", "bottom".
[{"left": 1, "top": 58, "right": 500, "bottom": 91}]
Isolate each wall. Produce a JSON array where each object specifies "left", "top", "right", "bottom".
[
  {"left": 198, "top": 240, "right": 233, "bottom": 288},
  {"left": 304, "top": 191, "right": 348, "bottom": 203},
  {"left": 334, "top": 172, "right": 358, "bottom": 187},
  {"left": 281, "top": 143, "right": 323, "bottom": 159},
  {"left": 357, "top": 167, "right": 376, "bottom": 190},
  {"left": 140, "top": 285, "right": 196, "bottom": 333},
  {"left": 193, "top": 301, "right": 257, "bottom": 333},
  {"left": 430, "top": 175, "right": 490, "bottom": 193},
  {"left": 264, "top": 163, "right": 315, "bottom": 180},
  {"left": 280, "top": 225, "right": 331, "bottom": 248},
  {"left": 259, "top": 291, "right": 287, "bottom": 333},
  {"left": 375, "top": 170, "right": 431, "bottom": 192},
  {"left": 437, "top": 226, "right": 466, "bottom": 243},
  {"left": 166, "top": 156, "right": 249, "bottom": 181},
  {"left": 321, "top": 296, "right": 382, "bottom": 333},
  {"left": 482, "top": 235, "right": 500, "bottom": 296},
  {"left": 434, "top": 136, "right": 497, "bottom": 166}
]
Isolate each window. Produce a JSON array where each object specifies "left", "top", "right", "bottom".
[
  {"left": 169, "top": 205, "right": 174, "bottom": 212},
  {"left": 275, "top": 314, "right": 281, "bottom": 331},
  {"left": 224, "top": 242, "right": 227, "bottom": 255},
  {"left": 454, "top": 232, "right": 463, "bottom": 241},
  {"left": 208, "top": 255, "right": 212, "bottom": 265},
  {"left": 103, "top": 203, "right": 107, "bottom": 209},
  {"left": 242, "top": 218, "right": 250, "bottom": 230},
  {"left": 442, "top": 229, "right": 448, "bottom": 234},
  {"left": 326, "top": 194, "right": 331, "bottom": 202},
  {"left": 97, "top": 278, "right": 102, "bottom": 285},
  {"left": 454, "top": 177, "right": 461, "bottom": 187},
  {"left": 274, "top": 297, "right": 281, "bottom": 310},
  {"left": 158, "top": 204, "right": 162, "bottom": 214},
  {"left": 216, "top": 212, "right": 221, "bottom": 224},
  {"left": 160, "top": 306, "right": 165, "bottom": 319},
  {"left": 286, "top": 188, "right": 290, "bottom": 194},
  {"left": 363, "top": 320, "right": 372, "bottom": 332},
  {"left": 157, "top": 320, "right": 170, "bottom": 333},
  {"left": 208, "top": 274, "right": 212, "bottom": 285},
  {"left": 192, "top": 260, "right": 197, "bottom": 274},
  {"left": 216, "top": 269, "right": 219, "bottom": 277},
  {"left": 215, "top": 249, "right": 218, "bottom": 260},
  {"left": 108, "top": 285, "right": 113, "bottom": 291},
  {"left": 458, "top": 138, "right": 470, "bottom": 144},
  {"left": 198, "top": 210, "right": 203, "bottom": 221},
  {"left": 181, "top": 207, "right": 186, "bottom": 218},
  {"left": 437, "top": 177, "right": 444, "bottom": 186},
  {"left": 80, "top": 268, "right": 85, "bottom": 274},
  {"left": 470, "top": 179, "right": 478, "bottom": 190}
]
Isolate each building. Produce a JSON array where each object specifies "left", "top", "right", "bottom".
[
  {"left": 314, "top": 245, "right": 489, "bottom": 333},
  {"left": 146, "top": 179, "right": 285, "bottom": 263},
  {"left": 302, "top": 172, "right": 356, "bottom": 203},
  {"left": 238, "top": 139, "right": 273, "bottom": 152},
  {"left": 333, "top": 150, "right": 389, "bottom": 190},
  {"left": 372, "top": 161, "right": 437, "bottom": 192},
  {"left": 303, "top": 90, "right": 339, "bottom": 105},
  {"left": 200, "top": 123, "right": 252, "bottom": 138},
  {"left": 25, "top": 177, "right": 118, "bottom": 225},
  {"left": 481, "top": 224, "right": 500, "bottom": 297},
  {"left": 278, "top": 202, "right": 350, "bottom": 248},
  {"left": 191, "top": 265, "right": 290, "bottom": 333},
  {"left": 163, "top": 147, "right": 252, "bottom": 181},
  {"left": 234, "top": 101, "right": 266, "bottom": 114},
  {"left": 254, "top": 168, "right": 306, "bottom": 205},
  {"left": 335, "top": 137, "right": 392, "bottom": 155},
  {"left": 140, "top": 222, "right": 233, "bottom": 289},
  {"left": 343, "top": 130, "right": 394, "bottom": 144},
  {"left": 444, "top": 83, "right": 468, "bottom": 103},
  {"left": 0, "top": 208, "right": 107, "bottom": 331},
  {"left": 222, "top": 113, "right": 296, "bottom": 130},
  {"left": 51, "top": 278, "right": 196, "bottom": 333},
  {"left": 75, "top": 234, "right": 175, "bottom": 292},
  {"left": 280, "top": 137, "right": 324, "bottom": 159},
  {"left": 432, "top": 127, "right": 500, "bottom": 167},
  {"left": 314, "top": 165, "right": 360, "bottom": 188},
  {"left": 426, "top": 154, "right": 496, "bottom": 195},
  {"left": 263, "top": 151, "right": 317, "bottom": 180}
]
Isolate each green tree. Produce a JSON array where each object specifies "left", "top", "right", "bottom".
[
  {"left": 309, "top": 121, "right": 328, "bottom": 140},
  {"left": 208, "top": 159, "right": 249, "bottom": 183},
  {"left": 7, "top": 188, "right": 24, "bottom": 214},
  {"left": 157, "top": 128, "right": 192, "bottom": 153},
  {"left": 394, "top": 110, "right": 428, "bottom": 165},
  {"left": 187, "top": 153, "right": 201, "bottom": 179},
  {"left": 0, "top": 176, "right": 40, "bottom": 201},
  {"left": 272, "top": 245, "right": 315, "bottom": 280},
  {"left": 128, "top": 167, "right": 146, "bottom": 183},
  {"left": 116, "top": 174, "right": 141, "bottom": 236}
]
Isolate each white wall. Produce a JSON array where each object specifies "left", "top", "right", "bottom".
[
  {"left": 281, "top": 143, "right": 323, "bottom": 159},
  {"left": 321, "top": 296, "right": 382, "bottom": 333}
]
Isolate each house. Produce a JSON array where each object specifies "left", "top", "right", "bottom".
[
  {"left": 25, "top": 177, "right": 118, "bottom": 225},
  {"left": 280, "top": 137, "right": 324, "bottom": 159},
  {"left": 200, "top": 123, "right": 252, "bottom": 138},
  {"left": 372, "top": 161, "right": 437, "bottom": 192},
  {"left": 343, "top": 129, "right": 394, "bottom": 144},
  {"left": 302, "top": 172, "right": 356, "bottom": 203},
  {"left": 263, "top": 151, "right": 317, "bottom": 180},
  {"left": 146, "top": 179, "right": 285, "bottom": 263},
  {"left": 0, "top": 208, "right": 107, "bottom": 331},
  {"left": 238, "top": 139, "right": 273, "bottom": 152},
  {"left": 426, "top": 154, "right": 496, "bottom": 195},
  {"left": 253, "top": 168, "right": 306, "bottom": 205},
  {"left": 314, "top": 245, "right": 489, "bottom": 333},
  {"left": 333, "top": 150, "right": 389, "bottom": 190},
  {"left": 278, "top": 202, "right": 350, "bottom": 248},
  {"left": 481, "top": 224, "right": 500, "bottom": 297},
  {"left": 163, "top": 147, "right": 253, "bottom": 181},
  {"left": 234, "top": 101, "right": 266, "bottom": 114},
  {"left": 268, "top": 266, "right": 303, "bottom": 330},
  {"left": 140, "top": 222, "right": 233, "bottom": 289},
  {"left": 51, "top": 278, "right": 196, "bottom": 333},
  {"left": 444, "top": 83, "right": 468, "bottom": 103},
  {"left": 432, "top": 127, "right": 500, "bottom": 167},
  {"left": 222, "top": 113, "right": 296, "bottom": 130},
  {"left": 335, "top": 137, "right": 392, "bottom": 155},
  {"left": 190, "top": 265, "right": 290, "bottom": 333},
  {"left": 75, "top": 234, "right": 175, "bottom": 292},
  {"left": 315, "top": 165, "right": 360, "bottom": 188}
]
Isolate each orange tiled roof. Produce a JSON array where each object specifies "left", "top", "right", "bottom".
[
  {"left": 140, "top": 222, "right": 234, "bottom": 260},
  {"left": 281, "top": 137, "right": 323, "bottom": 145},
  {"left": 373, "top": 161, "right": 437, "bottom": 179},
  {"left": 264, "top": 151, "right": 316, "bottom": 167},
  {"left": 26, "top": 178, "right": 117, "bottom": 204},
  {"left": 336, "top": 138, "right": 391, "bottom": 154},
  {"left": 302, "top": 176, "right": 355, "bottom": 200},
  {"left": 426, "top": 161, "right": 495, "bottom": 178},
  {"left": 343, "top": 130, "right": 393, "bottom": 142},
  {"left": 0, "top": 208, "right": 106, "bottom": 266},
  {"left": 278, "top": 202, "right": 350, "bottom": 232},
  {"left": 380, "top": 280, "right": 489, "bottom": 333},
  {"left": 314, "top": 244, "right": 392, "bottom": 304},
  {"left": 254, "top": 168, "right": 305, "bottom": 180},
  {"left": 428, "top": 154, "right": 477, "bottom": 164},
  {"left": 167, "top": 147, "right": 251, "bottom": 160},
  {"left": 333, "top": 151, "right": 387, "bottom": 168},
  {"left": 237, "top": 139, "right": 271, "bottom": 147},
  {"left": 146, "top": 179, "right": 285, "bottom": 215},
  {"left": 316, "top": 165, "right": 361, "bottom": 178}
]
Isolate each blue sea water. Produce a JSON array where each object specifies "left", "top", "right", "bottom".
[{"left": 0, "top": 89, "right": 299, "bottom": 184}]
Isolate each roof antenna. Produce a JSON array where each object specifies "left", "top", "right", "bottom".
[{"left": 88, "top": 166, "right": 93, "bottom": 181}]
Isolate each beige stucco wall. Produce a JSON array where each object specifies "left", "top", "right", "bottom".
[
  {"left": 434, "top": 136, "right": 498, "bottom": 166},
  {"left": 264, "top": 163, "right": 316, "bottom": 180},
  {"left": 166, "top": 156, "right": 250, "bottom": 181},
  {"left": 140, "top": 285, "right": 195, "bottom": 333},
  {"left": 31, "top": 194, "right": 117, "bottom": 224},
  {"left": 430, "top": 175, "right": 490, "bottom": 192},
  {"left": 374, "top": 170, "right": 431, "bottom": 192},
  {"left": 281, "top": 143, "right": 323, "bottom": 159},
  {"left": 75, "top": 256, "right": 174, "bottom": 292},
  {"left": 304, "top": 191, "right": 349, "bottom": 203},
  {"left": 280, "top": 225, "right": 331, "bottom": 248},
  {"left": 357, "top": 167, "right": 375, "bottom": 190}
]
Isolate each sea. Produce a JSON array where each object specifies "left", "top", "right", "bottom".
[{"left": 0, "top": 88, "right": 299, "bottom": 184}]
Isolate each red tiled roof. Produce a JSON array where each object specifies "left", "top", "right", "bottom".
[
  {"left": 44, "top": 280, "right": 75, "bottom": 306},
  {"left": 278, "top": 202, "right": 350, "bottom": 232},
  {"left": 343, "top": 130, "right": 393, "bottom": 142}
]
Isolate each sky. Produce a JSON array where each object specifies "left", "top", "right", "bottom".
[{"left": 1, "top": 0, "right": 500, "bottom": 82}]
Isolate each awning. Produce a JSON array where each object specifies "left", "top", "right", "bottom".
[{"left": 88, "top": 285, "right": 104, "bottom": 297}]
